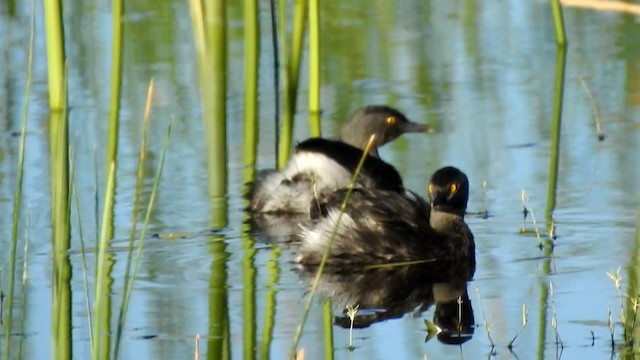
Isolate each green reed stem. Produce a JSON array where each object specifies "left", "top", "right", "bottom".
[
  {"left": 93, "top": 162, "right": 116, "bottom": 359},
  {"left": 269, "top": 0, "right": 280, "bottom": 161},
  {"left": 243, "top": 0, "right": 259, "bottom": 171},
  {"left": 17, "top": 224, "right": 29, "bottom": 360},
  {"left": 289, "top": 135, "right": 377, "bottom": 357},
  {"left": 105, "top": 0, "right": 123, "bottom": 244},
  {"left": 114, "top": 122, "right": 171, "bottom": 360},
  {"left": 241, "top": 220, "right": 257, "bottom": 360},
  {"left": 545, "top": 45, "right": 566, "bottom": 240},
  {"left": 208, "top": 238, "right": 231, "bottom": 360},
  {"left": 323, "top": 299, "right": 334, "bottom": 360},
  {"left": 49, "top": 38, "right": 71, "bottom": 360},
  {"left": 278, "top": 0, "right": 307, "bottom": 168},
  {"left": 113, "top": 80, "right": 155, "bottom": 359},
  {"left": 3, "top": 3, "right": 34, "bottom": 357},
  {"left": 189, "top": 0, "right": 228, "bottom": 227},
  {"left": 70, "top": 152, "right": 94, "bottom": 351},
  {"left": 308, "top": 0, "right": 321, "bottom": 137},
  {"left": 260, "top": 247, "right": 281, "bottom": 359},
  {"left": 550, "top": 0, "right": 567, "bottom": 47},
  {"left": 43, "top": 0, "right": 65, "bottom": 111}
]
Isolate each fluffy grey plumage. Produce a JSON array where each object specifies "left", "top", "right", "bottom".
[
  {"left": 295, "top": 167, "right": 475, "bottom": 279},
  {"left": 246, "top": 105, "right": 428, "bottom": 214}
]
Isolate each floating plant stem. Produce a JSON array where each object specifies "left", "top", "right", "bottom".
[
  {"left": 289, "top": 135, "right": 377, "bottom": 357},
  {"left": 474, "top": 287, "right": 495, "bottom": 350},
  {"left": 548, "top": 282, "right": 563, "bottom": 349},
  {"left": 578, "top": 77, "right": 605, "bottom": 141},
  {"left": 507, "top": 304, "right": 528, "bottom": 350}
]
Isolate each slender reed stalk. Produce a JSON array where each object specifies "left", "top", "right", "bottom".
[
  {"left": 278, "top": 0, "right": 308, "bottom": 168},
  {"left": 113, "top": 80, "right": 155, "bottom": 359},
  {"left": 308, "top": 0, "right": 321, "bottom": 137},
  {"left": 474, "top": 287, "right": 495, "bottom": 349},
  {"left": 241, "top": 220, "right": 257, "bottom": 360},
  {"left": 289, "top": 135, "right": 377, "bottom": 357},
  {"left": 189, "top": 0, "right": 228, "bottom": 228},
  {"left": 548, "top": 282, "right": 563, "bottom": 348},
  {"left": 43, "top": 0, "right": 65, "bottom": 110},
  {"left": 550, "top": 0, "right": 567, "bottom": 47},
  {"left": 545, "top": 45, "right": 566, "bottom": 241},
  {"left": 578, "top": 77, "right": 605, "bottom": 141},
  {"left": 260, "top": 247, "right": 281, "bottom": 359},
  {"left": 114, "top": 122, "right": 171, "bottom": 360},
  {"left": 106, "top": 0, "right": 124, "bottom": 171},
  {"left": 70, "top": 152, "right": 94, "bottom": 351},
  {"left": 323, "top": 299, "right": 334, "bottom": 359},
  {"left": 17, "top": 216, "right": 30, "bottom": 360},
  {"left": 93, "top": 162, "right": 116, "bottom": 358},
  {"left": 269, "top": 0, "right": 280, "bottom": 161},
  {"left": 207, "top": 238, "right": 231, "bottom": 360},
  {"left": 243, "top": 0, "right": 259, "bottom": 174},
  {"left": 3, "top": 3, "right": 34, "bottom": 357},
  {"left": 507, "top": 304, "right": 528, "bottom": 350}
]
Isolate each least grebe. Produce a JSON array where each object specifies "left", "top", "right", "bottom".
[
  {"left": 295, "top": 166, "right": 475, "bottom": 278},
  {"left": 247, "top": 105, "right": 428, "bottom": 214}
]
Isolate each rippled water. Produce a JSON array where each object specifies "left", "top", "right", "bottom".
[{"left": 1, "top": 0, "right": 640, "bottom": 359}]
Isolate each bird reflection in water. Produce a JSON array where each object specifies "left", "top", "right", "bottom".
[{"left": 295, "top": 262, "right": 475, "bottom": 346}]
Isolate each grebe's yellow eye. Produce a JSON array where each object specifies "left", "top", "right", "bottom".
[
  {"left": 449, "top": 183, "right": 458, "bottom": 194},
  {"left": 386, "top": 116, "right": 396, "bottom": 125},
  {"left": 428, "top": 184, "right": 434, "bottom": 194}
]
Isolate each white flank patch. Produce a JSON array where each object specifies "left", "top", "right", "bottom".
[{"left": 283, "top": 152, "right": 354, "bottom": 189}]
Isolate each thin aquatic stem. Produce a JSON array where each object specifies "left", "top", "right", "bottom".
[
  {"left": 93, "top": 162, "right": 116, "bottom": 358},
  {"left": 308, "top": 0, "right": 321, "bottom": 137},
  {"left": 43, "top": 0, "right": 65, "bottom": 110},
  {"left": 278, "top": 0, "right": 307, "bottom": 168},
  {"left": 260, "top": 246, "right": 281, "bottom": 359},
  {"left": 289, "top": 135, "right": 377, "bottom": 357},
  {"left": 550, "top": 0, "right": 567, "bottom": 47},
  {"left": 117, "top": 122, "right": 172, "bottom": 359},
  {"left": 4, "top": 4, "right": 35, "bottom": 356},
  {"left": 269, "top": 0, "right": 280, "bottom": 162},
  {"left": 70, "top": 153, "right": 94, "bottom": 351},
  {"left": 113, "top": 79, "right": 154, "bottom": 360},
  {"left": 17, "top": 214, "right": 30, "bottom": 360},
  {"left": 243, "top": 0, "right": 259, "bottom": 169}
]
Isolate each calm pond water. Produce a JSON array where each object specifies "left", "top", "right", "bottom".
[{"left": 2, "top": 0, "right": 640, "bottom": 359}]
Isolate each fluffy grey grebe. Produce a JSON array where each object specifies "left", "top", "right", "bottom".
[
  {"left": 247, "top": 105, "right": 428, "bottom": 214},
  {"left": 294, "top": 166, "right": 475, "bottom": 278}
]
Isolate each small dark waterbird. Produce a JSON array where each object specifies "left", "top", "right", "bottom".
[
  {"left": 247, "top": 105, "right": 429, "bottom": 214},
  {"left": 295, "top": 166, "right": 475, "bottom": 280}
]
